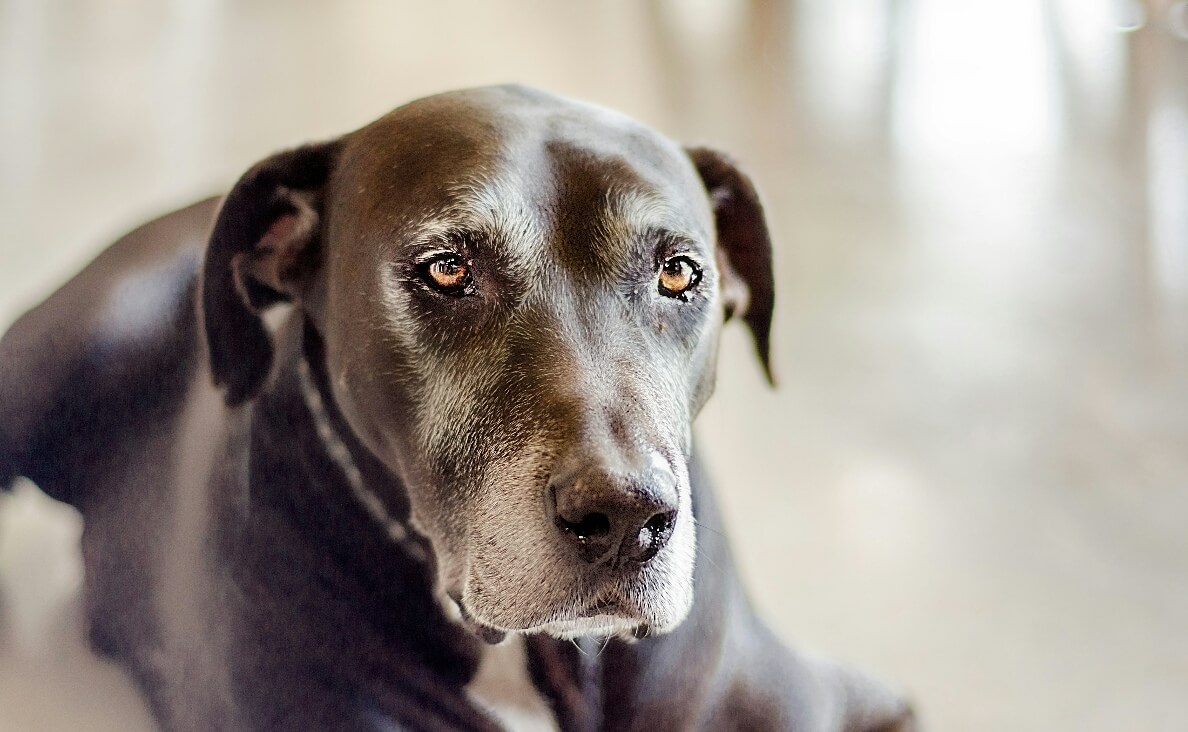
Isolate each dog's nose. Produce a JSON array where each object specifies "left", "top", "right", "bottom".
[{"left": 548, "top": 455, "right": 678, "bottom": 566}]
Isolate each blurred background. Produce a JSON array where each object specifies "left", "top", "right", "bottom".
[{"left": 1, "top": 0, "right": 1185, "bottom": 729}]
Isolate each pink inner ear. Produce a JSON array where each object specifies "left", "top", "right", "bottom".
[
  {"left": 236, "top": 208, "right": 318, "bottom": 297},
  {"left": 715, "top": 248, "right": 750, "bottom": 320},
  {"left": 260, "top": 212, "right": 302, "bottom": 252}
]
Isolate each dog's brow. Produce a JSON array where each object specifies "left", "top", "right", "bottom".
[
  {"left": 596, "top": 188, "right": 705, "bottom": 262},
  {"left": 646, "top": 228, "right": 700, "bottom": 252},
  {"left": 606, "top": 187, "right": 674, "bottom": 227},
  {"left": 403, "top": 178, "right": 544, "bottom": 269}
]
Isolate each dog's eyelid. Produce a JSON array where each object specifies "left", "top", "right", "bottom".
[
  {"left": 667, "top": 251, "right": 706, "bottom": 268},
  {"left": 414, "top": 248, "right": 465, "bottom": 266},
  {"left": 655, "top": 250, "right": 708, "bottom": 283}
]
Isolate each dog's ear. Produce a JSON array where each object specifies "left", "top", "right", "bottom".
[
  {"left": 686, "top": 146, "right": 775, "bottom": 385},
  {"left": 202, "top": 140, "right": 342, "bottom": 406}
]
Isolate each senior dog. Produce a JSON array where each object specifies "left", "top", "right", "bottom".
[{"left": 0, "top": 85, "right": 914, "bottom": 731}]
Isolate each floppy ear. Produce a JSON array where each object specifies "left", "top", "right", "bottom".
[
  {"left": 202, "top": 140, "right": 342, "bottom": 406},
  {"left": 685, "top": 146, "right": 776, "bottom": 385}
]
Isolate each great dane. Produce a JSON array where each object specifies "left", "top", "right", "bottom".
[{"left": 0, "top": 85, "right": 915, "bottom": 731}]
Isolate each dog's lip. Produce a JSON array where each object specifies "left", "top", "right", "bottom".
[
  {"left": 455, "top": 598, "right": 509, "bottom": 644},
  {"left": 455, "top": 590, "right": 645, "bottom": 642}
]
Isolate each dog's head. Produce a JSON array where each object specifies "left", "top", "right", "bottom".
[{"left": 202, "top": 86, "right": 773, "bottom": 640}]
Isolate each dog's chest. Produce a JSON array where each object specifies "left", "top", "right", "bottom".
[{"left": 467, "top": 636, "right": 558, "bottom": 732}]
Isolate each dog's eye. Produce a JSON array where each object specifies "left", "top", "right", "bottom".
[
  {"left": 658, "top": 256, "right": 701, "bottom": 298},
  {"left": 418, "top": 253, "right": 473, "bottom": 296}
]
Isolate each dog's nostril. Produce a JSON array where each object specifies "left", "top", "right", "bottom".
[
  {"left": 646, "top": 511, "right": 672, "bottom": 534},
  {"left": 626, "top": 510, "right": 677, "bottom": 564},
  {"left": 556, "top": 511, "right": 611, "bottom": 540}
]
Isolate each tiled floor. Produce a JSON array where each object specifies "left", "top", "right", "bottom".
[{"left": 1, "top": 1, "right": 1186, "bottom": 729}]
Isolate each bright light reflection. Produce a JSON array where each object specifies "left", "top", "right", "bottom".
[
  {"left": 796, "top": 0, "right": 891, "bottom": 143},
  {"left": 891, "top": 0, "right": 1060, "bottom": 161},
  {"left": 1148, "top": 100, "right": 1188, "bottom": 308}
]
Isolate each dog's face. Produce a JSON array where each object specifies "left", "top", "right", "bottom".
[{"left": 202, "top": 86, "right": 773, "bottom": 640}]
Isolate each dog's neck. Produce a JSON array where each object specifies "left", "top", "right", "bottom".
[
  {"left": 252, "top": 317, "right": 429, "bottom": 558},
  {"left": 234, "top": 315, "right": 486, "bottom": 689},
  {"left": 293, "top": 329, "right": 429, "bottom": 564}
]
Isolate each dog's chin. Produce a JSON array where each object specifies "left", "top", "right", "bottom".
[
  {"left": 527, "top": 615, "right": 644, "bottom": 640},
  {"left": 460, "top": 605, "right": 666, "bottom": 644},
  {"left": 455, "top": 587, "right": 692, "bottom": 644}
]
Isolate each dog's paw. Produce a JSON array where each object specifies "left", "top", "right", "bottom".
[
  {"left": 861, "top": 703, "right": 917, "bottom": 732},
  {"left": 827, "top": 661, "right": 918, "bottom": 732}
]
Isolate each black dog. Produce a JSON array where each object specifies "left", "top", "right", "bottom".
[{"left": 0, "top": 85, "right": 914, "bottom": 731}]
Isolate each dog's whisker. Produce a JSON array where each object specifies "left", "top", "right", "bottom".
[
  {"left": 695, "top": 544, "right": 724, "bottom": 576},
  {"left": 692, "top": 517, "right": 728, "bottom": 539}
]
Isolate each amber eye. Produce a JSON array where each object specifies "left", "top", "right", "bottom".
[
  {"left": 418, "top": 252, "right": 472, "bottom": 296},
  {"left": 658, "top": 256, "right": 701, "bottom": 298}
]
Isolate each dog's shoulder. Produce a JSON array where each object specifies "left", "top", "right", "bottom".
[{"left": 0, "top": 196, "right": 218, "bottom": 503}]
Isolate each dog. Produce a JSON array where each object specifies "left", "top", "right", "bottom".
[{"left": 0, "top": 85, "right": 914, "bottom": 731}]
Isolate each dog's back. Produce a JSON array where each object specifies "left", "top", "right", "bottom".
[
  {"left": 0, "top": 198, "right": 223, "bottom": 683},
  {"left": 0, "top": 197, "right": 216, "bottom": 501}
]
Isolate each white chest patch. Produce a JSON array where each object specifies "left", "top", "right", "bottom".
[{"left": 467, "top": 636, "right": 558, "bottom": 732}]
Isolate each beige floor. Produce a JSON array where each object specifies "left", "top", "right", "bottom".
[{"left": 2, "top": 1, "right": 1186, "bottom": 730}]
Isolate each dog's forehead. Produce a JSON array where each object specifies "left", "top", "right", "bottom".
[{"left": 338, "top": 86, "right": 713, "bottom": 257}]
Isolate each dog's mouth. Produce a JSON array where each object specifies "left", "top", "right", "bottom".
[{"left": 452, "top": 589, "right": 651, "bottom": 644}]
